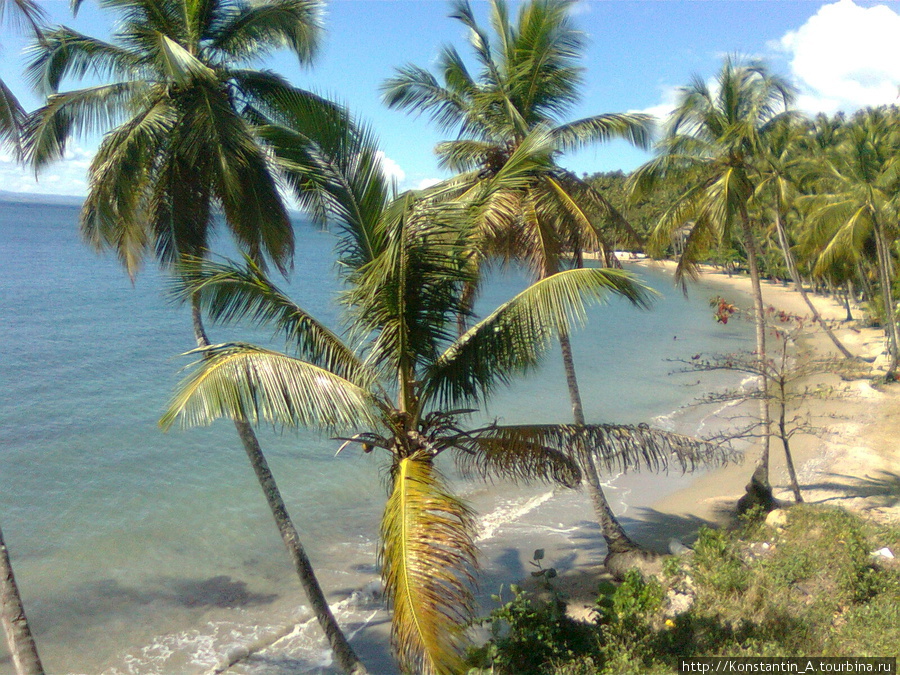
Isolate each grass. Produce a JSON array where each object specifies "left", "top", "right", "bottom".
[{"left": 466, "top": 504, "right": 900, "bottom": 674}]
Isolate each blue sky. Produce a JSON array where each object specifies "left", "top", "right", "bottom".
[{"left": 2, "top": 0, "right": 900, "bottom": 196}]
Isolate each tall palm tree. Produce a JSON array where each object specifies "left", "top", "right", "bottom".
[
  {"left": 801, "top": 107, "right": 900, "bottom": 380},
  {"left": 160, "top": 121, "right": 730, "bottom": 675},
  {"left": 753, "top": 117, "right": 855, "bottom": 359},
  {"left": 382, "top": 0, "right": 658, "bottom": 572},
  {"left": 631, "top": 57, "right": 795, "bottom": 513},
  {"left": 1, "top": 2, "right": 46, "bottom": 673},
  {"left": 23, "top": 2, "right": 367, "bottom": 672}
]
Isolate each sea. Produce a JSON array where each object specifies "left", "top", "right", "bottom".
[{"left": 0, "top": 198, "right": 755, "bottom": 674}]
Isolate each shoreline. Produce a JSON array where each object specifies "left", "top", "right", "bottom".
[
  {"left": 228, "top": 259, "right": 900, "bottom": 673},
  {"left": 636, "top": 258, "right": 898, "bottom": 524},
  {"left": 545, "top": 257, "right": 900, "bottom": 619}
]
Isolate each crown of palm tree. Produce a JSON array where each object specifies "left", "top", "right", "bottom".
[
  {"left": 24, "top": 0, "right": 329, "bottom": 276},
  {"left": 631, "top": 56, "right": 795, "bottom": 283},
  {"left": 383, "top": 0, "right": 653, "bottom": 274},
  {"left": 1, "top": 0, "right": 46, "bottom": 156},
  {"left": 160, "top": 105, "right": 731, "bottom": 675}
]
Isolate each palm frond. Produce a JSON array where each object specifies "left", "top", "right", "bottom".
[
  {"left": 451, "top": 423, "right": 581, "bottom": 487},
  {"left": 380, "top": 454, "right": 477, "bottom": 675},
  {"left": 80, "top": 94, "right": 174, "bottom": 277},
  {"left": 460, "top": 423, "right": 735, "bottom": 476},
  {"left": 552, "top": 112, "right": 654, "bottom": 152},
  {"left": 0, "top": 78, "right": 25, "bottom": 155},
  {"left": 25, "top": 27, "right": 143, "bottom": 95},
  {"left": 157, "top": 32, "right": 217, "bottom": 85},
  {"left": 210, "top": 0, "right": 323, "bottom": 65},
  {"left": 23, "top": 82, "right": 150, "bottom": 169},
  {"left": 160, "top": 343, "right": 382, "bottom": 433},
  {"left": 381, "top": 64, "right": 470, "bottom": 133},
  {"left": 0, "top": 0, "right": 46, "bottom": 39},
  {"left": 425, "top": 266, "right": 655, "bottom": 407},
  {"left": 171, "top": 256, "right": 372, "bottom": 386}
]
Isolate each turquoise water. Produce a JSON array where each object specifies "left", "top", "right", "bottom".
[{"left": 0, "top": 199, "right": 753, "bottom": 674}]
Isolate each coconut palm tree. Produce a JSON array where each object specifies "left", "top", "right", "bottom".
[
  {"left": 0, "top": 526, "right": 43, "bottom": 675},
  {"left": 382, "top": 0, "right": 658, "bottom": 573},
  {"left": 630, "top": 57, "right": 795, "bottom": 512},
  {"left": 1, "top": 2, "right": 46, "bottom": 673},
  {"left": 23, "top": 2, "right": 368, "bottom": 672},
  {"left": 801, "top": 107, "right": 900, "bottom": 380},
  {"left": 753, "top": 117, "right": 855, "bottom": 359},
  {"left": 160, "top": 119, "right": 730, "bottom": 675}
]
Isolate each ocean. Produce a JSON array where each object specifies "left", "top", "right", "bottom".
[{"left": 0, "top": 199, "right": 754, "bottom": 674}]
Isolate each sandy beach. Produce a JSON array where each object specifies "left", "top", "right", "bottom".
[
  {"left": 228, "top": 259, "right": 900, "bottom": 674},
  {"left": 225, "top": 259, "right": 900, "bottom": 674},
  {"left": 545, "top": 258, "right": 900, "bottom": 619}
]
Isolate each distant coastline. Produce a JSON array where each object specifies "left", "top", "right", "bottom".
[{"left": 0, "top": 189, "right": 85, "bottom": 207}]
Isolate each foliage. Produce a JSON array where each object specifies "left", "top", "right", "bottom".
[
  {"left": 466, "top": 505, "right": 900, "bottom": 673},
  {"left": 467, "top": 583, "right": 594, "bottom": 674},
  {"left": 160, "top": 104, "right": 728, "bottom": 673}
]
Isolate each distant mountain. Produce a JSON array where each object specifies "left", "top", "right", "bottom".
[{"left": 0, "top": 190, "right": 84, "bottom": 207}]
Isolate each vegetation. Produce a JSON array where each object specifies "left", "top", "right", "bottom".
[
  {"left": 468, "top": 505, "right": 900, "bottom": 674},
  {"left": 383, "top": 0, "right": 669, "bottom": 578},
  {"left": 22, "top": 0, "right": 368, "bottom": 671},
  {"left": 159, "top": 110, "right": 728, "bottom": 674},
  {"left": 6, "top": 0, "right": 900, "bottom": 672}
]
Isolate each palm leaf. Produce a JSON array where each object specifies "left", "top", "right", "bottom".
[
  {"left": 210, "top": 0, "right": 323, "bottom": 65},
  {"left": 0, "top": 78, "right": 25, "bottom": 155},
  {"left": 460, "top": 423, "right": 735, "bottom": 476},
  {"left": 171, "top": 256, "right": 372, "bottom": 387},
  {"left": 552, "top": 112, "right": 654, "bottom": 152},
  {"left": 425, "top": 266, "right": 654, "bottom": 407},
  {"left": 451, "top": 423, "right": 582, "bottom": 487},
  {"left": 160, "top": 343, "right": 382, "bottom": 433},
  {"left": 23, "top": 82, "right": 151, "bottom": 169},
  {"left": 25, "top": 27, "right": 143, "bottom": 95},
  {"left": 380, "top": 454, "right": 477, "bottom": 675}
]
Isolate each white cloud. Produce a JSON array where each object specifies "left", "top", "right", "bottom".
[
  {"left": 778, "top": 0, "right": 900, "bottom": 114},
  {"left": 630, "top": 85, "right": 680, "bottom": 124},
  {"left": 0, "top": 144, "right": 91, "bottom": 196},
  {"left": 375, "top": 151, "right": 406, "bottom": 184},
  {"left": 417, "top": 177, "right": 441, "bottom": 190}
]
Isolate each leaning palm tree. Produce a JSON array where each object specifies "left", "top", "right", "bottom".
[
  {"left": 1, "top": 525, "right": 43, "bottom": 675},
  {"left": 801, "top": 107, "right": 900, "bottom": 380},
  {"left": 1, "top": 2, "right": 46, "bottom": 673},
  {"left": 753, "top": 117, "right": 855, "bottom": 360},
  {"left": 161, "top": 119, "right": 731, "bottom": 675},
  {"left": 23, "top": 1, "right": 367, "bottom": 672},
  {"left": 630, "top": 56, "right": 795, "bottom": 512},
  {"left": 383, "top": 0, "right": 658, "bottom": 572}
]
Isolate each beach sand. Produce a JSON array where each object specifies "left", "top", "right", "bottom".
[
  {"left": 552, "top": 259, "right": 900, "bottom": 618},
  {"left": 229, "top": 261, "right": 900, "bottom": 673}
]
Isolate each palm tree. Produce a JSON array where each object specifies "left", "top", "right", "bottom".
[
  {"left": 23, "top": 2, "right": 367, "bottom": 672},
  {"left": 801, "top": 107, "right": 900, "bottom": 380},
  {"left": 754, "top": 117, "right": 855, "bottom": 359},
  {"left": 0, "top": 526, "right": 43, "bottom": 675},
  {"left": 631, "top": 57, "right": 795, "bottom": 513},
  {"left": 382, "top": 0, "right": 659, "bottom": 573},
  {"left": 160, "top": 118, "right": 730, "bottom": 675},
  {"left": 1, "top": 2, "right": 46, "bottom": 673}
]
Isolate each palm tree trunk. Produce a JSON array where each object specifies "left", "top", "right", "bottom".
[
  {"left": 872, "top": 220, "right": 899, "bottom": 379},
  {"left": 0, "top": 524, "right": 44, "bottom": 675},
  {"left": 191, "top": 297, "right": 368, "bottom": 675},
  {"left": 843, "top": 281, "right": 854, "bottom": 322},
  {"left": 737, "top": 210, "right": 777, "bottom": 514},
  {"left": 558, "top": 328, "right": 638, "bottom": 547},
  {"left": 773, "top": 211, "right": 854, "bottom": 359}
]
